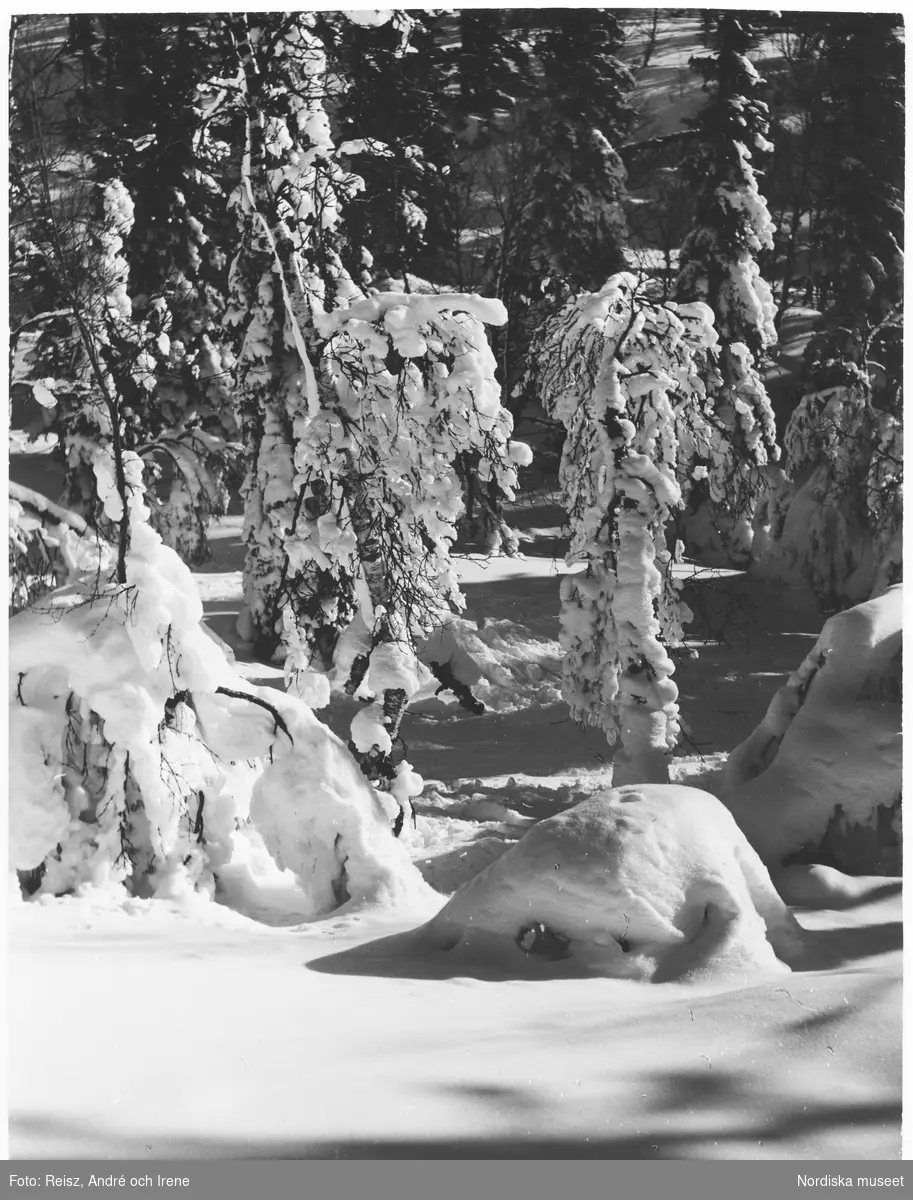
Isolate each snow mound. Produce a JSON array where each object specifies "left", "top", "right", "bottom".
[
  {"left": 415, "top": 784, "right": 807, "bottom": 983},
  {"left": 723, "top": 584, "right": 902, "bottom": 874}
]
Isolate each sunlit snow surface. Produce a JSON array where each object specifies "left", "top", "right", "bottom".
[
  {"left": 9, "top": 514, "right": 901, "bottom": 1160},
  {"left": 10, "top": 871, "right": 900, "bottom": 1159}
]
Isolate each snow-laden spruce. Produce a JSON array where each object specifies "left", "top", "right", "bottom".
[
  {"left": 753, "top": 368, "right": 902, "bottom": 606},
  {"left": 9, "top": 445, "right": 434, "bottom": 914},
  {"left": 226, "top": 13, "right": 363, "bottom": 659},
  {"left": 674, "top": 14, "right": 780, "bottom": 564},
  {"left": 299, "top": 291, "right": 526, "bottom": 801},
  {"left": 38, "top": 179, "right": 156, "bottom": 562},
  {"left": 14, "top": 169, "right": 236, "bottom": 577},
  {"left": 536, "top": 273, "right": 718, "bottom": 784}
]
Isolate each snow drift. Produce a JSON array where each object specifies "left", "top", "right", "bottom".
[
  {"left": 723, "top": 584, "right": 902, "bottom": 874},
  {"left": 415, "top": 783, "right": 807, "bottom": 983}
]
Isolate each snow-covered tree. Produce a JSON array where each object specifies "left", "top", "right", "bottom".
[
  {"left": 321, "top": 12, "right": 535, "bottom": 558},
  {"left": 77, "top": 16, "right": 243, "bottom": 563},
  {"left": 10, "top": 16, "right": 242, "bottom": 564},
  {"left": 536, "top": 273, "right": 718, "bottom": 785},
  {"left": 20, "top": 177, "right": 159, "bottom": 583},
  {"left": 224, "top": 12, "right": 362, "bottom": 658},
  {"left": 753, "top": 362, "right": 902, "bottom": 606},
  {"left": 303, "top": 291, "right": 526, "bottom": 811},
  {"left": 223, "top": 14, "right": 529, "bottom": 823},
  {"left": 494, "top": 11, "right": 635, "bottom": 410},
  {"left": 9, "top": 446, "right": 250, "bottom": 898},
  {"left": 753, "top": 14, "right": 903, "bottom": 605},
  {"left": 673, "top": 13, "right": 780, "bottom": 565}
]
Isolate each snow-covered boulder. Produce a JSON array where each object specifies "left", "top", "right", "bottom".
[
  {"left": 723, "top": 584, "right": 902, "bottom": 874},
  {"left": 417, "top": 784, "right": 807, "bottom": 983}
]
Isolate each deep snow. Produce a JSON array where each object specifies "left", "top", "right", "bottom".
[{"left": 7, "top": 501, "right": 903, "bottom": 1160}]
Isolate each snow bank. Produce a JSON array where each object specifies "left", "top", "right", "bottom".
[
  {"left": 416, "top": 784, "right": 806, "bottom": 983},
  {"left": 723, "top": 585, "right": 902, "bottom": 874}
]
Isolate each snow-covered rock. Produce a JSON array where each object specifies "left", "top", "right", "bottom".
[
  {"left": 416, "top": 784, "right": 806, "bottom": 983},
  {"left": 723, "top": 584, "right": 902, "bottom": 874}
]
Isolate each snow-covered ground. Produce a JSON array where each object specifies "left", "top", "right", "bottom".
[
  {"left": 8, "top": 502, "right": 902, "bottom": 1160},
  {"left": 9, "top": 876, "right": 901, "bottom": 1160}
]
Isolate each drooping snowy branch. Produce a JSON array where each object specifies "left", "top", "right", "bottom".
[{"left": 536, "top": 273, "right": 718, "bottom": 784}]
